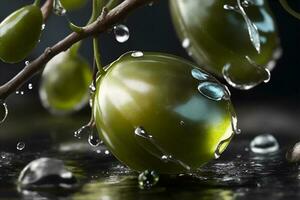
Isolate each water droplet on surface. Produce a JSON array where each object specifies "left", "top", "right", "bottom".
[
  {"left": 182, "top": 38, "right": 190, "bottom": 49},
  {"left": 104, "top": 150, "right": 110, "bottom": 155},
  {"left": 89, "top": 83, "right": 96, "bottom": 93},
  {"left": 53, "top": 0, "right": 66, "bottom": 16},
  {"left": 180, "top": 121, "right": 185, "bottom": 126},
  {"left": 41, "top": 24, "right": 46, "bottom": 30},
  {"left": 25, "top": 61, "right": 30, "bottom": 66},
  {"left": 28, "top": 83, "right": 33, "bottom": 90},
  {"left": 18, "top": 158, "right": 77, "bottom": 189},
  {"left": 138, "top": 170, "right": 159, "bottom": 189},
  {"left": 224, "top": 0, "right": 261, "bottom": 53},
  {"left": 250, "top": 134, "right": 279, "bottom": 154},
  {"left": 134, "top": 127, "right": 191, "bottom": 171},
  {"left": 286, "top": 142, "right": 300, "bottom": 163},
  {"left": 113, "top": 24, "right": 130, "bottom": 43},
  {"left": 131, "top": 51, "right": 144, "bottom": 58},
  {"left": 17, "top": 142, "right": 25, "bottom": 151},
  {"left": 191, "top": 68, "right": 209, "bottom": 81},
  {"left": 0, "top": 101, "right": 8, "bottom": 124},
  {"left": 198, "top": 82, "right": 229, "bottom": 101}
]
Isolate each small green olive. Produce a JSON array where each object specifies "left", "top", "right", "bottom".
[
  {"left": 60, "top": 0, "right": 88, "bottom": 11},
  {"left": 93, "top": 52, "right": 237, "bottom": 174},
  {"left": 39, "top": 50, "right": 92, "bottom": 114},
  {"left": 0, "top": 4, "right": 43, "bottom": 63},
  {"left": 170, "top": 0, "right": 281, "bottom": 89}
]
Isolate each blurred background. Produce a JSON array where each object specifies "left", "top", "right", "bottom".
[{"left": 0, "top": 0, "right": 300, "bottom": 134}]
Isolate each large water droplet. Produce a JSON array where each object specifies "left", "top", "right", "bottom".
[
  {"left": 17, "top": 142, "right": 25, "bottom": 151},
  {"left": 138, "top": 170, "right": 159, "bottom": 189},
  {"left": 250, "top": 134, "right": 279, "bottom": 154},
  {"left": 53, "top": 0, "right": 66, "bottom": 16},
  {"left": 18, "top": 158, "right": 77, "bottom": 189},
  {"left": 222, "top": 57, "right": 271, "bottom": 90},
  {"left": 191, "top": 68, "right": 209, "bottom": 81},
  {"left": 113, "top": 24, "right": 130, "bottom": 43},
  {"left": 198, "top": 82, "right": 229, "bottom": 101},
  {"left": 0, "top": 101, "right": 8, "bottom": 124}
]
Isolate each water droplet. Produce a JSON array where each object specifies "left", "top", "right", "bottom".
[
  {"left": 17, "top": 142, "right": 25, "bottom": 151},
  {"left": 41, "top": 24, "right": 46, "bottom": 30},
  {"left": 18, "top": 158, "right": 77, "bottom": 189},
  {"left": 222, "top": 57, "right": 271, "bottom": 90},
  {"left": 88, "top": 131, "right": 102, "bottom": 147},
  {"left": 104, "top": 150, "right": 110, "bottom": 155},
  {"left": 28, "top": 83, "right": 33, "bottom": 90},
  {"left": 224, "top": 0, "right": 261, "bottom": 53},
  {"left": 131, "top": 51, "right": 144, "bottom": 58},
  {"left": 223, "top": 4, "right": 236, "bottom": 10},
  {"left": 180, "top": 121, "right": 185, "bottom": 126},
  {"left": 113, "top": 24, "right": 130, "bottom": 43},
  {"left": 53, "top": 0, "right": 66, "bottom": 16},
  {"left": 138, "top": 170, "right": 159, "bottom": 189},
  {"left": 134, "top": 127, "right": 191, "bottom": 171},
  {"left": 89, "top": 83, "right": 96, "bottom": 93},
  {"left": 20, "top": 91, "right": 24, "bottom": 95},
  {"left": 191, "top": 68, "right": 209, "bottom": 81},
  {"left": 0, "top": 101, "right": 8, "bottom": 124},
  {"left": 182, "top": 38, "right": 190, "bottom": 49},
  {"left": 25, "top": 61, "right": 30, "bottom": 66},
  {"left": 198, "top": 82, "right": 229, "bottom": 101},
  {"left": 286, "top": 142, "right": 300, "bottom": 163},
  {"left": 250, "top": 134, "right": 279, "bottom": 154}
]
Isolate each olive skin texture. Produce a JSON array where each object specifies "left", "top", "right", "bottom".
[
  {"left": 60, "top": 0, "right": 88, "bottom": 10},
  {"left": 0, "top": 5, "right": 43, "bottom": 63},
  {"left": 93, "top": 52, "right": 235, "bottom": 174},
  {"left": 170, "top": 0, "right": 280, "bottom": 89},
  {"left": 39, "top": 51, "right": 92, "bottom": 114}
]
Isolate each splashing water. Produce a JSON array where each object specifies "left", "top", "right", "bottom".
[
  {"left": 134, "top": 127, "right": 191, "bottom": 171},
  {"left": 113, "top": 24, "right": 130, "bottom": 43},
  {"left": 250, "top": 134, "right": 279, "bottom": 154},
  {"left": 53, "top": 0, "right": 66, "bottom": 16},
  {"left": 0, "top": 100, "right": 8, "bottom": 124},
  {"left": 223, "top": 0, "right": 261, "bottom": 53},
  {"left": 138, "top": 170, "right": 159, "bottom": 189}
]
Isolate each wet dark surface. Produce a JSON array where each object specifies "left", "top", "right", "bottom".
[{"left": 1, "top": 103, "right": 300, "bottom": 200}]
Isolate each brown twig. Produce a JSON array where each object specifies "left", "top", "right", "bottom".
[
  {"left": 41, "top": 0, "right": 54, "bottom": 21},
  {"left": 0, "top": 0, "right": 157, "bottom": 100}
]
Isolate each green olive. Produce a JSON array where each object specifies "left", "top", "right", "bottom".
[
  {"left": 170, "top": 0, "right": 281, "bottom": 89},
  {"left": 60, "top": 0, "right": 88, "bottom": 11},
  {"left": 93, "top": 52, "right": 236, "bottom": 174},
  {"left": 39, "top": 50, "right": 92, "bottom": 114},
  {"left": 0, "top": 4, "right": 43, "bottom": 63}
]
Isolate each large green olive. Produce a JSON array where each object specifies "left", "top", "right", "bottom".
[
  {"left": 60, "top": 0, "right": 88, "bottom": 11},
  {"left": 93, "top": 52, "right": 237, "bottom": 174},
  {"left": 0, "top": 4, "right": 43, "bottom": 63},
  {"left": 39, "top": 50, "right": 92, "bottom": 114},
  {"left": 170, "top": 0, "right": 281, "bottom": 89}
]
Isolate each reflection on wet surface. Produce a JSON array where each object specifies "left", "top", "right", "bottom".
[{"left": 1, "top": 109, "right": 300, "bottom": 200}]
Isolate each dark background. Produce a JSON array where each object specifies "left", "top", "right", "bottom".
[{"left": 0, "top": 0, "right": 300, "bottom": 110}]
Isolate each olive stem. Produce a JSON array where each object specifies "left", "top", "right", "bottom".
[
  {"left": 41, "top": 0, "right": 54, "bottom": 21},
  {"left": 0, "top": 0, "right": 156, "bottom": 100},
  {"left": 279, "top": 0, "right": 300, "bottom": 20},
  {"left": 106, "top": 0, "right": 120, "bottom": 10},
  {"left": 93, "top": 37, "right": 105, "bottom": 74}
]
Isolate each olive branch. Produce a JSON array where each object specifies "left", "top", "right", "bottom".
[{"left": 0, "top": 0, "right": 157, "bottom": 100}]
